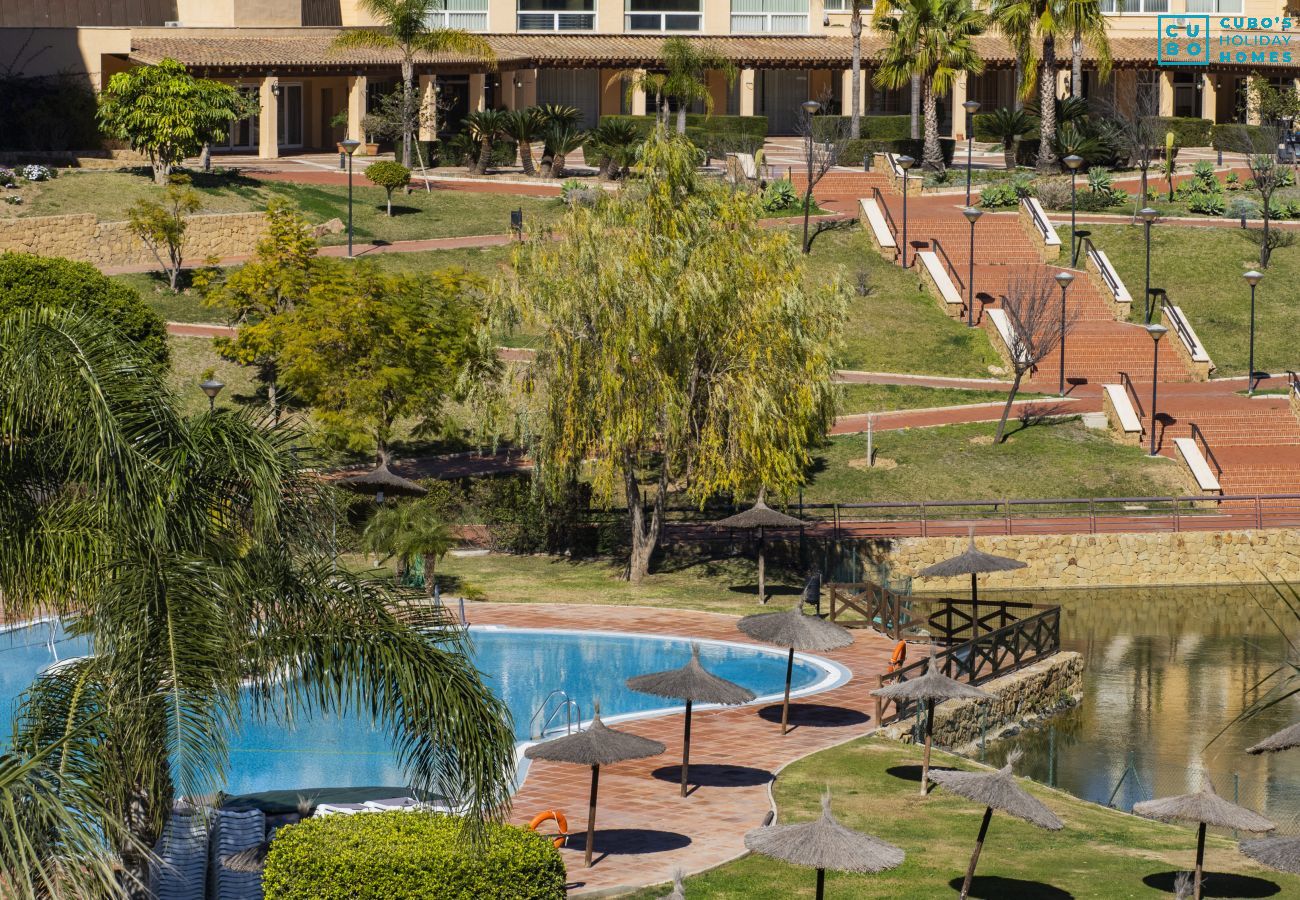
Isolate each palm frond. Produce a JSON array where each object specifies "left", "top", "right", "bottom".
[
  {"left": 329, "top": 29, "right": 401, "bottom": 53},
  {"left": 411, "top": 30, "right": 497, "bottom": 68}
]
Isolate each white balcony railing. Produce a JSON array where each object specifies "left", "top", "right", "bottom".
[
  {"left": 517, "top": 11, "right": 596, "bottom": 29},
  {"left": 625, "top": 12, "right": 702, "bottom": 30},
  {"left": 730, "top": 12, "right": 807, "bottom": 31}
]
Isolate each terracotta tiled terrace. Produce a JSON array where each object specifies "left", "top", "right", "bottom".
[{"left": 472, "top": 602, "right": 892, "bottom": 896}]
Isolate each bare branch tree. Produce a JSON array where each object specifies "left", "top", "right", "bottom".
[
  {"left": 1097, "top": 89, "right": 1162, "bottom": 219},
  {"left": 994, "top": 270, "right": 1080, "bottom": 443},
  {"left": 794, "top": 95, "right": 849, "bottom": 253}
]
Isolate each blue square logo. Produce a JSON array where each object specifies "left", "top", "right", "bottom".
[{"left": 1158, "top": 15, "right": 1211, "bottom": 66}]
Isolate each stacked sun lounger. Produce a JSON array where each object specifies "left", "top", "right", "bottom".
[
  {"left": 209, "top": 808, "right": 266, "bottom": 900},
  {"left": 152, "top": 805, "right": 208, "bottom": 900}
]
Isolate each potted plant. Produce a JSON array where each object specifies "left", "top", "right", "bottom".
[{"left": 330, "top": 110, "right": 380, "bottom": 156}]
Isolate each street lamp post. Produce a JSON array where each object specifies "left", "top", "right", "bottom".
[
  {"left": 340, "top": 138, "right": 361, "bottom": 258},
  {"left": 1244, "top": 269, "right": 1263, "bottom": 394},
  {"left": 199, "top": 378, "right": 225, "bottom": 412},
  {"left": 800, "top": 99, "right": 821, "bottom": 255},
  {"left": 1139, "top": 206, "right": 1159, "bottom": 323},
  {"left": 1064, "top": 154, "right": 1084, "bottom": 266},
  {"left": 1146, "top": 323, "right": 1167, "bottom": 456},
  {"left": 963, "top": 99, "right": 980, "bottom": 207},
  {"left": 1054, "top": 271, "right": 1074, "bottom": 397},
  {"left": 898, "top": 154, "right": 915, "bottom": 268},
  {"left": 962, "top": 206, "right": 982, "bottom": 327}
]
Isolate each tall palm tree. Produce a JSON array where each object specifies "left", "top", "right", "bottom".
[
  {"left": 332, "top": 0, "right": 495, "bottom": 167},
  {"left": 363, "top": 498, "right": 457, "bottom": 599},
  {"left": 875, "top": 0, "right": 988, "bottom": 176},
  {"left": 618, "top": 38, "right": 736, "bottom": 135},
  {"left": 849, "top": 0, "right": 866, "bottom": 138},
  {"left": 990, "top": 0, "right": 1063, "bottom": 172},
  {"left": 1062, "top": 0, "right": 1112, "bottom": 101},
  {"left": 0, "top": 307, "right": 515, "bottom": 896}
]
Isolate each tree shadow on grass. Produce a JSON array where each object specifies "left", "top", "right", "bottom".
[
  {"left": 947, "top": 876, "right": 1074, "bottom": 899},
  {"left": 757, "top": 703, "right": 869, "bottom": 728},
  {"left": 377, "top": 205, "right": 421, "bottom": 216},
  {"left": 651, "top": 764, "right": 774, "bottom": 792},
  {"left": 1143, "top": 871, "right": 1280, "bottom": 897}
]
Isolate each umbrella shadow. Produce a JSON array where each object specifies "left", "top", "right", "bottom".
[
  {"left": 757, "top": 703, "right": 870, "bottom": 729},
  {"left": 651, "top": 764, "right": 774, "bottom": 794},
  {"left": 566, "top": 828, "right": 691, "bottom": 866},
  {"left": 947, "top": 876, "right": 1074, "bottom": 898},
  {"left": 727, "top": 584, "right": 802, "bottom": 599},
  {"left": 1143, "top": 871, "right": 1281, "bottom": 897},
  {"left": 887, "top": 764, "right": 959, "bottom": 784}
]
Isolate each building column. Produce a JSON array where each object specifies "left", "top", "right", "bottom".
[
  {"left": 1201, "top": 73, "right": 1218, "bottom": 124},
  {"left": 740, "top": 67, "right": 756, "bottom": 117},
  {"left": 1158, "top": 69, "right": 1175, "bottom": 117},
  {"left": 630, "top": 68, "right": 647, "bottom": 115},
  {"left": 469, "top": 73, "right": 487, "bottom": 112},
  {"left": 951, "top": 72, "right": 969, "bottom": 140},
  {"left": 418, "top": 74, "right": 438, "bottom": 139},
  {"left": 346, "top": 74, "right": 367, "bottom": 143},
  {"left": 258, "top": 75, "right": 280, "bottom": 159}
]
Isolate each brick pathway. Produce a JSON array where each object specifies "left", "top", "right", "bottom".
[{"left": 471, "top": 603, "right": 892, "bottom": 896}]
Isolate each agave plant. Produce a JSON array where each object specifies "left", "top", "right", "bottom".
[
  {"left": 588, "top": 120, "right": 640, "bottom": 180},
  {"left": 465, "top": 108, "right": 509, "bottom": 176},
  {"left": 1053, "top": 121, "right": 1111, "bottom": 172},
  {"left": 502, "top": 108, "right": 545, "bottom": 177},
  {"left": 986, "top": 107, "right": 1034, "bottom": 170},
  {"left": 542, "top": 123, "right": 586, "bottom": 179}
]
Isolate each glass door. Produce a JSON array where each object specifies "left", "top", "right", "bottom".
[{"left": 278, "top": 83, "right": 304, "bottom": 149}]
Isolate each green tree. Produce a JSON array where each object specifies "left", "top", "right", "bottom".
[
  {"left": 127, "top": 174, "right": 202, "bottom": 292},
  {"left": 366, "top": 160, "right": 412, "bottom": 214},
  {"left": 849, "top": 0, "right": 867, "bottom": 138},
  {"left": 990, "top": 0, "right": 1063, "bottom": 172},
  {"left": 0, "top": 252, "right": 168, "bottom": 366},
  {"left": 97, "top": 58, "right": 244, "bottom": 184},
  {"left": 332, "top": 0, "right": 495, "bottom": 168},
  {"left": 362, "top": 498, "right": 457, "bottom": 600},
  {"left": 502, "top": 108, "right": 545, "bottom": 177},
  {"left": 464, "top": 108, "right": 509, "bottom": 176},
  {"left": 1062, "top": 0, "right": 1111, "bottom": 102},
  {"left": 660, "top": 37, "right": 737, "bottom": 135},
  {"left": 278, "top": 267, "right": 497, "bottom": 464},
  {"left": 200, "top": 199, "right": 320, "bottom": 421},
  {"left": 499, "top": 129, "right": 845, "bottom": 582},
  {"left": 987, "top": 107, "right": 1035, "bottom": 169},
  {"left": 0, "top": 307, "right": 515, "bottom": 896},
  {"left": 874, "top": 0, "right": 987, "bottom": 176}
]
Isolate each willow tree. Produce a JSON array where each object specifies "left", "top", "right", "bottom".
[{"left": 502, "top": 130, "right": 846, "bottom": 582}]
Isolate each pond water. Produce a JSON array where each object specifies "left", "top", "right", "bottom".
[{"left": 961, "top": 584, "right": 1300, "bottom": 834}]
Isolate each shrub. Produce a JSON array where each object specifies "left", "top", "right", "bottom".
[
  {"left": 1211, "top": 123, "right": 1274, "bottom": 154},
  {"left": 261, "top": 811, "right": 566, "bottom": 900},
  {"left": 1225, "top": 196, "right": 1259, "bottom": 220},
  {"left": 1032, "top": 176, "right": 1073, "bottom": 210},
  {"left": 0, "top": 252, "right": 168, "bottom": 366},
  {"left": 365, "top": 160, "right": 411, "bottom": 216},
  {"left": 0, "top": 73, "right": 101, "bottom": 151},
  {"left": 980, "top": 174, "right": 1034, "bottom": 208},
  {"left": 1187, "top": 191, "right": 1227, "bottom": 215},
  {"left": 761, "top": 177, "right": 798, "bottom": 212},
  {"left": 1152, "top": 116, "right": 1213, "bottom": 147},
  {"left": 0, "top": 166, "right": 14, "bottom": 187},
  {"left": 20, "top": 164, "right": 53, "bottom": 182}
]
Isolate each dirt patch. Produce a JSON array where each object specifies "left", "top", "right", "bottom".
[
  {"left": 848, "top": 457, "right": 898, "bottom": 470},
  {"left": 968, "top": 435, "right": 995, "bottom": 445}
]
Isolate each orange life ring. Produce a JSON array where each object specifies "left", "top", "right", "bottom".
[
  {"left": 888, "top": 640, "right": 907, "bottom": 673},
  {"left": 527, "top": 809, "right": 568, "bottom": 849}
]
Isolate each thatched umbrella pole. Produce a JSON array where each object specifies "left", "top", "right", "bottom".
[
  {"left": 959, "top": 806, "right": 995, "bottom": 900},
  {"left": 680, "top": 699, "right": 693, "bottom": 797},
  {"left": 971, "top": 572, "right": 979, "bottom": 635},
  {"left": 737, "top": 606, "right": 853, "bottom": 736},
  {"left": 814, "top": 867, "right": 825, "bottom": 900},
  {"left": 781, "top": 646, "right": 795, "bottom": 734},
  {"left": 714, "top": 497, "right": 801, "bottom": 606},
  {"left": 585, "top": 763, "right": 600, "bottom": 869},
  {"left": 922, "top": 700, "right": 936, "bottom": 793},
  {"left": 1194, "top": 821, "right": 1207, "bottom": 899},
  {"left": 757, "top": 525, "right": 767, "bottom": 605}
]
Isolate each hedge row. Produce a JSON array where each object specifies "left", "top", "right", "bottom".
[
  {"left": 262, "top": 811, "right": 566, "bottom": 900},
  {"left": 597, "top": 114, "right": 768, "bottom": 141},
  {"left": 1211, "top": 123, "right": 1278, "bottom": 153},
  {"left": 840, "top": 137, "right": 956, "bottom": 167}
]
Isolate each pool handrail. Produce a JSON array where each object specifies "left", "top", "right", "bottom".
[{"left": 529, "top": 689, "right": 582, "bottom": 739}]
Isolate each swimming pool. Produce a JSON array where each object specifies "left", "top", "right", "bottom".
[{"left": 0, "top": 620, "right": 844, "bottom": 797}]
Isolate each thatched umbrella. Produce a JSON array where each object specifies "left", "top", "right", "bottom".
[
  {"left": 714, "top": 496, "right": 802, "bottom": 604},
  {"left": 871, "top": 650, "right": 993, "bottom": 795},
  {"left": 929, "top": 753, "right": 1063, "bottom": 900},
  {"left": 737, "top": 606, "right": 852, "bottom": 734},
  {"left": 1247, "top": 720, "right": 1300, "bottom": 754},
  {"left": 1134, "top": 781, "right": 1275, "bottom": 900},
  {"left": 338, "top": 461, "right": 427, "bottom": 503},
  {"left": 916, "top": 538, "right": 1026, "bottom": 637},
  {"left": 626, "top": 644, "right": 755, "bottom": 797},
  {"left": 524, "top": 708, "right": 666, "bottom": 868},
  {"left": 744, "top": 792, "right": 904, "bottom": 900},
  {"left": 661, "top": 869, "right": 686, "bottom": 899},
  {"left": 1240, "top": 835, "right": 1300, "bottom": 876}
]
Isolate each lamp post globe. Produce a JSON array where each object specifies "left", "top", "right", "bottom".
[
  {"left": 199, "top": 378, "right": 225, "bottom": 412},
  {"left": 1145, "top": 323, "right": 1168, "bottom": 456},
  {"left": 1063, "top": 155, "right": 1084, "bottom": 266},
  {"left": 1244, "top": 270, "right": 1263, "bottom": 393},
  {"left": 962, "top": 205, "right": 983, "bottom": 327},
  {"left": 1054, "top": 271, "right": 1074, "bottom": 397}
]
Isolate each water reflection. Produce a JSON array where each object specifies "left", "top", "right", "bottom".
[{"left": 963, "top": 584, "right": 1300, "bottom": 834}]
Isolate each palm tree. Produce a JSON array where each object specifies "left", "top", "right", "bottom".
[
  {"left": 589, "top": 119, "right": 641, "bottom": 180},
  {"left": 618, "top": 38, "right": 736, "bottom": 135},
  {"left": 875, "top": 0, "right": 988, "bottom": 176},
  {"left": 502, "top": 107, "right": 545, "bottom": 176},
  {"left": 621, "top": 70, "right": 670, "bottom": 124},
  {"left": 542, "top": 124, "right": 586, "bottom": 178},
  {"left": 990, "top": 0, "right": 1063, "bottom": 172},
  {"left": 849, "top": 0, "right": 866, "bottom": 138},
  {"left": 1062, "top": 0, "right": 1111, "bottom": 102},
  {"left": 0, "top": 307, "right": 515, "bottom": 895},
  {"left": 465, "top": 108, "right": 509, "bottom": 175},
  {"left": 988, "top": 106, "right": 1035, "bottom": 169},
  {"left": 362, "top": 498, "right": 457, "bottom": 600},
  {"left": 332, "top": 0, "right": 495, "bottom": 168}
]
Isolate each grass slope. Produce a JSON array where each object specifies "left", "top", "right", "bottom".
[
  {"left": 837, "top": 383, "right": 1025, "bottom": 415},
  {"left": 621, "top": 738, "right": 1300, "bottom": 899}
]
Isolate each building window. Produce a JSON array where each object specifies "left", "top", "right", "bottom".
[
  {"left": 1185, "top": 0, "right": 1242, "bottom": 10},
  {"left": 426, "top": 0, "right": 489, "bottom": 30},
  {"left": 518, "top": 0, "right": 595, "bottom": 31},
  {"left": 822, "top": 0, "right": 871, "bottom": 11},
  {"left": 731, "top": 0, "right": 808, "bottom": 32},
  {"left": 1098, "top": 0, "right": 1168, "bottom": 12},
  {"left": 626, "top": 0, "right": 701, "bottom": 30}
]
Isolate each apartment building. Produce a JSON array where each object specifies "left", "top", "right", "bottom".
[{"left": 2, "top": 0, "right": 1297, "bottom": 156}]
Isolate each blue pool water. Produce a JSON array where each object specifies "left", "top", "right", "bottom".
[{"left": 0, "top": 621, "right": 833, "bottom": 796}]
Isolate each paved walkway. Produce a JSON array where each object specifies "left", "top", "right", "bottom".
[{"left": 473, "top": 602, "right": 892, "bottom": 896}]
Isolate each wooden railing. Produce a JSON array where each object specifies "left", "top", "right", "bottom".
[
  {"left": 874, "top": 605, "right": 1063, "bottom": 725},
  {"left": 827, "top": 586, "right": 1050, "bottom": 646}
]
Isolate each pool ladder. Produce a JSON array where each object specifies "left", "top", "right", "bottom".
[{"left": 529, "top": 690, "right": 581, "bottom": 740}]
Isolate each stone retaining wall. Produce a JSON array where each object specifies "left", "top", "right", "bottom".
[
  {"left": 878, "top": 651, "right": 1083, "bottom": 754},
  {"left": 0, "top": 212, "right": 266, "bottom": 269}
]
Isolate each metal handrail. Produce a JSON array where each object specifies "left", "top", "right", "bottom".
[
  {"left": 1161, "top": 296, "right": 1200, "bottom": 357},
  {"left": 871, "top": 185, "right": 898, "bottom": 241},
  {"left": 1022, "top": 195, "right": 1052, "bottom": 240},
  {"left": 1119, "top": 371, "right": 1146, "bottom": 420},
  {"left": 528, "top": 689, "right": 581, "bottom": 739},
  {"left": 929, "top": 237, "right": 965, "bottom": 292},
  {"left": 1190, "top": 422, "right": 1224, "bottom": 479},
  {"left": 1082, "top": 236, "right": 1123, "bottom": 300}
]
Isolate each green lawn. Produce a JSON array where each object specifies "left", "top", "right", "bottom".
[
  {"left": 14, "top": 169, "right": 563, "bottom": 246},
  {"left": 166, "top": 335, "right": 260, "bottom": 416},
  {"left": 802, "top": 419, "right": 1187, "bottom": 504},
  {"left": 621, "top": 738, "right": 1300, "bottom": 899},
  {"left": 1086, "top": 222, "right": 1300, "bottom": 377},
  {"left": 837, "top": 383, "right": 1023, "bottom": 415},
  {"left": 803, "top": 226, "right": 1003, "bottom": 378}
]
